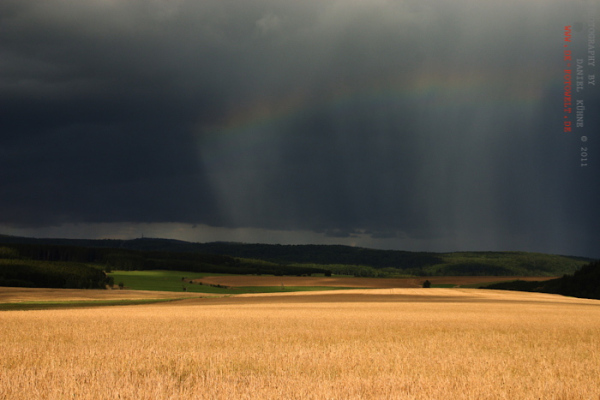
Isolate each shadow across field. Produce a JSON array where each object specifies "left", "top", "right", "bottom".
[
  {"left": 0, "top": 287, "right": 215, "bottom": 311},
  {"left": 171, "top": 288, "right": 600, "bottom": 308},
  {"left": 0, "top": 298, "right": 185, "bottom": 311}
]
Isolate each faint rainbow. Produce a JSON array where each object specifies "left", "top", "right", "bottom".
[{"left": 199, "top": 67, "right": 551, "bottom": 164}]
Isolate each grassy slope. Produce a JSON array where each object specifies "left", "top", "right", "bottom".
[
  {"left": 426, "top": 251, "right": 587, "bottom": 276},
  {"left": 280, "top": 253, "right": 588, "bottom": 278}
]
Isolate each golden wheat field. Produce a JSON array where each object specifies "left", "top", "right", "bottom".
[{"left": 1, "top": 288, "right": 600, "bottom": 400}]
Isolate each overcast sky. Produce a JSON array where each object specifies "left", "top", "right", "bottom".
[{"left": 1, "top": 0, "right": 598, "bottom": 258}]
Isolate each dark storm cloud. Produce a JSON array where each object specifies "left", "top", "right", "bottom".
[
  {"left": 1, "top": 0, "right": 598, "bottom": 257},
  {"left": 1, "top": 0, "right": 229, "bottom": 226}
]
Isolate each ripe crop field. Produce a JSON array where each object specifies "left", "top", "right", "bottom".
[{"left": 1, "top": 289, "right": 600, "bottom": 399}]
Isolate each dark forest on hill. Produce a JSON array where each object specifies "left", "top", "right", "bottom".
[{"left": 484, "top": 261, "right": 600, "bottom": 300}]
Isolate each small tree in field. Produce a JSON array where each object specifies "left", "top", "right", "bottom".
[{"left": 423, "top": 280, "right": 431, "bottom": 288}]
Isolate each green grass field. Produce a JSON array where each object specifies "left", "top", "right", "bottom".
[{"left": 108, "top": 270, "right": 355, "bottom": 294}]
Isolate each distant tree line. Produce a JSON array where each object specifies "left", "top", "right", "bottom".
[
  {"left": 102, "top": 249, "right": 329, "bottom": 276},
  {"left": 297, "top": 263, "right": 424, "bottom": 278},
  {"left": 191, "top": 243, "right": 444, "bottom": 270},
  {"left": 439, "top": 263, "right": 513, "bottom": 276}
]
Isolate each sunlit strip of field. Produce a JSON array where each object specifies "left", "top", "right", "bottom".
[
  {"left": 1, "top": 289, "right": 600, "bottom": 399},
  {"left": 195, "top": 275, "right": 557, "bottom": 288},
  {"left": 0, "top": 287, "right": 211, "bottom": 303}
]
